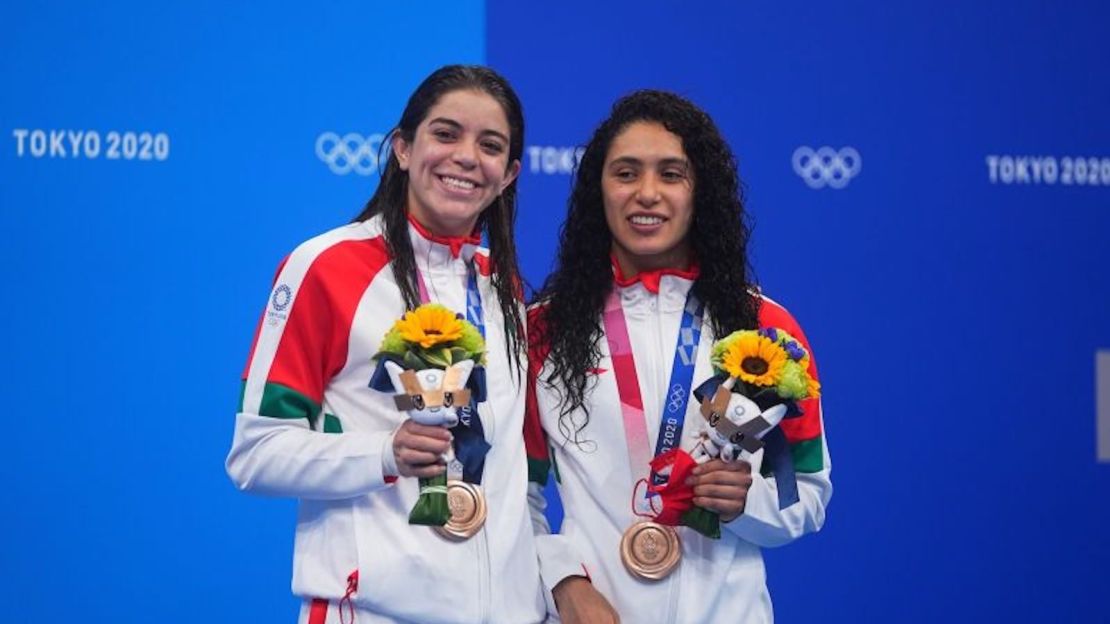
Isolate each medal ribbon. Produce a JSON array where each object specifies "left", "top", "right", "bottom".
[
  {"left": 416, "top": 265, "right": 490, "bottom": 485},
  {"left": 602, "top": 286, "right": 703, "bottom": 516}
]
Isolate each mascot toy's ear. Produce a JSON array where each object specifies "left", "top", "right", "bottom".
[
  {"left": 444, "top": 359, "right": 475, "bottom": 391},
  {"left": 382, "top": 360, "right": 408, "bottom": 394},
  {"left": 369, "top": 357, "right": 402, "bottom": 393},
  {"left": 761, "top": 403, "right": 789, "bottom": 430},
  {"left": 693, "top": 375, "right": 725, "bottom": 404}
]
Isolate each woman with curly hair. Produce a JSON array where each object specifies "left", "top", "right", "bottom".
[{"left": 525, "top": 90, "right": 831, "bottom": 622}]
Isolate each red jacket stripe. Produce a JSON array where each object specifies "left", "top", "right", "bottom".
[
  {"left": 265, "top": 237, "right": 391, "bottom": 405},
  {"left": 758, "top": 298, "right": 823, "bottom": 443}
]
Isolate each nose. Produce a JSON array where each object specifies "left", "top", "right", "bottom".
[
  {"left": 453, "top": 140, "right": 479, "bottom": 169},
  {"left": 636, "top": 173, "right": 661, "bottom": 206}
]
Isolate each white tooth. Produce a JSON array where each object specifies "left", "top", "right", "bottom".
[
  {"left": 630, "top": 215, "right": 663, "bottom": 225},
  {"left": 442, "top": 176, "right": 475, "bottom": 190}
]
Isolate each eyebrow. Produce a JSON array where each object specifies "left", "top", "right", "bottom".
[
  {"left": 427, "top": 117, "right": 510, "bottom": 144},
  {"left": 608, "top": 156, "right": 689, "bottom": 168}
]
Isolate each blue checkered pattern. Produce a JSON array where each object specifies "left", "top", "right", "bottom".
[
  {"left": 466, "top": 266, "right": 485, "bottom": 338},
  {"left": 677, "top": 298, "right": 703, "bottom": 367}
]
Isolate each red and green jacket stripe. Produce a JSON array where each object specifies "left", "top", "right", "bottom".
[
  {"left": 759, "top": 296, "right": 825, "bottom": 474},
  {"left": 240, "top": 234, "right": 392, "bottom": 433}
]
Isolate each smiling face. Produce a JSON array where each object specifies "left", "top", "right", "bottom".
[
  {"left": 394, "top": 89, "right": 522, "bottom": 236},
  {"left": 602, "top": 121, "right": 695, "bottom": 276}
]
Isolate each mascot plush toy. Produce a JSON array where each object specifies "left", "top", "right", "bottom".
[
  {"left": 649, "top": 327, "right": 820, "bottom": 538},
  {"left": 690, "top": 380, "right": 788, "bottom": 465},
  {"left": 369, "top": 304, "right": 487, "bottom": 527}
]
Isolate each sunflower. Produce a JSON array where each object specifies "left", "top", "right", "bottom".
[
  {"left": 721, "top": 331, "right": 788, "bottom": 387},
  {"left": 393, "top": 304, "right": 465, "bottom": 349}
]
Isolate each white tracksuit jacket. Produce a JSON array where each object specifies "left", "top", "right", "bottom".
[
  {"left": 227, "top": 214, "right": 544, "bottom": 623},
  {"left": 524, "top": 266, "right": 832, "bottom": 623}
]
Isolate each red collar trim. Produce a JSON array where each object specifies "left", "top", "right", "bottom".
[
  {"left": 407, "top": 214, "right": 481, "bottom": 259},
  {"left": 611, "top": 255, "right": 700, "bottom": 294}
]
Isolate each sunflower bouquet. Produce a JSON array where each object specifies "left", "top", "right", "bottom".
[
  {"left": 377, "top": 303, "right": 486, "bottom": 370},
  {"left": 710, "top": 327, "right": 820, "bottom": 402},
  {"left": 370, "top": 304, "right": 487, "bottom": 526},
  {"left": 649, "top": 327, "right": 820, "bottom": 538}
]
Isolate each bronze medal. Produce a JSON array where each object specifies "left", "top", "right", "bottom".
[
  {"left": 620, "top": 521, "right": 681, "bottom": 580},
  {"left": 433, "top": 480, "right": 487, "bottom": 540}
]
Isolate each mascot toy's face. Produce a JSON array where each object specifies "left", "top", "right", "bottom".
[
  {"left": 700, "top": 388, "right": 787, "bottom": 462},
  {"left": 384, "top": 359, "right": 475, "bottom": 427}
]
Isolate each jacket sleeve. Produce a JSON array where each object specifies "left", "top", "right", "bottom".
[
  {"left": 724, "top": 402, "right": 832, "bottom": 547},
  {"left": 225, "top": 254, "right": 394, "bottom": 500},
  {"left": 725, "top": 300, "right": 832, "bottom": 547}
]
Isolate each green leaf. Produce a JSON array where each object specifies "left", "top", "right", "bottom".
[
  {"left": 680, "top": 506, "right": 721, "bottom": 539},
  {"left": 403, "top": 351, "right": 428, "bottom": 371},
  {"left": 424, "top": 347, "right": 451, "bottom": 368}
]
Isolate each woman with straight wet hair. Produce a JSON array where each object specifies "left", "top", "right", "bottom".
[
  {"left": 525, "top": 90, "right": 832, "bottom": 622},
  {"left": 228, "top": 65, "right": 544, "bottom": 623}
]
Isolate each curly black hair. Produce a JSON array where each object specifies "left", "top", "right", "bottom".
[
  {"left": 354, "top": 65, "right": 526, "bottom": 374},
  {"left": 532, "top": 89, "right": 760, "bottom": 445}
]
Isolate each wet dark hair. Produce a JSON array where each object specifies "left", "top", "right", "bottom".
[
  {"left": 533, "top": 89, "right": 760, "bottom": 444},
  {"left": 354, "top": 65, "right": 526, "bottom": 372}
]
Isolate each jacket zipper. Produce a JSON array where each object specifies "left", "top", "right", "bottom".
[
  {"left": 477, "top": 277, "right": 494, "bottom": 623},
  {"left": 666, "top": 556, "right": 682, "bottom": 623},
  {"left": 477, "top": 528, "right": 492, "bottom": 623}
]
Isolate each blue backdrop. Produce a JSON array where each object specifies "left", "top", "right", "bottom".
[{"left": 2, "top": 1, "right": 1107, "bottom": 622}]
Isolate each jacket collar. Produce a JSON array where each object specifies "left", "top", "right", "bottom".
[
  {"left": 407, "top": 214, "right": 481, "bottom": 268},
  {"left": 611, "top": 254, "right": 699, "bottom": 295}
]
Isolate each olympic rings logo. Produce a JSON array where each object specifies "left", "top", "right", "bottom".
[
  {"left": 730, "top": 402, "right": 748, "bottom": 420},
  {"left": 315, "top": 132, "right": 388, "bottom": 176},
  {"left": 792, "top": 146, "right": 862, "bottom": 189},
  {"left": 666, "top": 385, "right": 687, "bottom": 413}
]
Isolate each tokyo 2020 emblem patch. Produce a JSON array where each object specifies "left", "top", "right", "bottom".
[{"left": 272, "top": 284, "right": 293, "bottom": 312}]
